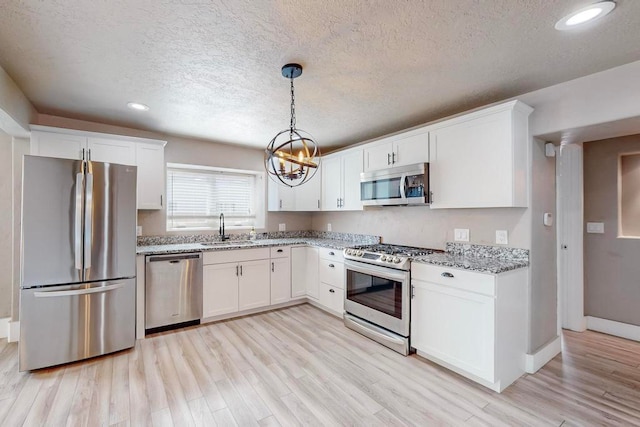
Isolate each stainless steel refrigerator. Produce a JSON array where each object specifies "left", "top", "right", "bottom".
[{"left": 20, "top": 155, "right": 137, "bottom": 371}]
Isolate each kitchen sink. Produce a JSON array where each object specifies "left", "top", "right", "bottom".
[{"left": 200, "top": 241, "right": 254, "bottom": 247}]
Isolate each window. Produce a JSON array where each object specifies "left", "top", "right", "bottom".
[{"left": 166, "top": 163, "right": 265, "bottom": 231}]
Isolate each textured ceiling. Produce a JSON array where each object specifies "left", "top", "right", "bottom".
[{"left": 1, "top": 1, "right": 640, "bottom": 149}]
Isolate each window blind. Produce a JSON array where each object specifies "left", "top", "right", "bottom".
[{"left": 166, "top": 166, "right": 258, "bottom": 230}]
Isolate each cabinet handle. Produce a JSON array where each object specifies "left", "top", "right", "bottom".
[
  {"left": 272, "top": 262, "right": 274, "bottom": 272},
  {"left": 329, "top": 251, "right": 335, "bottom": 256},
  {"left": 317, "top": 200, "right": 320, "bottom": 209},
  {"left": 279, "top": 199, "right": 282, "bottom": 209},
  {"left": 88, "top": 149, "right": 92, "bottom": 161},
  {"left": 329, "top": 289, "right": 335, "bottom": 293},
  {"left": 392, "top": 152, "right": 396, "bottom": 164},
  {"left": 387, "top": 153, "right": 391, "bottom": 165},
  {"left": 236, "top": 265, "right": 239, "bottom": 276},
  {"left": 411, "top": 285, "right": 415, "bottom": 299},
  {"left": 441, "top": 272, "right": 454, "bottom": 278},
  {"left": 160, "top": 195, "right": 163, "bottom": 207},
  {"left": 337, "top": 198, "right": 340, "bottom": 208},
  {"left": 81, "top": 148, "right": 85, "bottom": 160},
  {"left": 240, "top": 265, "right": 243, "bottom": 276},
  {"left": 429, "top": 191, "right": 433, "bottom": 203},
  {"left": 277, "top": 249, "right": 283, "bottom": 253},
  {"left": 328, "top": 263, "right": 335, "bottom": 268}
]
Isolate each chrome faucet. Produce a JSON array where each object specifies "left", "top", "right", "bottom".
[{"left": 219, "top": 213, "right": 229, "bottom": 241}]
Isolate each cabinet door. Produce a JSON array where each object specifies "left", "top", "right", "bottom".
[
  {"left": 31, "top": 132, "right": 86, "bottom": 160},
  {"left": 87, "top": 137, "right": 136, "bottom": 166},
  {"left": 238, "top": 259, "right": 270, "bottom": 311},
  {"left": 294, "top": 163, "right": 322, "bottom": 211},
  {"left": 429, "top": 110, "right": 513, "bottom": 209},
  {"left": 363, "top": 141, "right": 393, "bottom": 172},
  {"left": 203, "top": 263, "right": 239, "bottom": 318},
  {"left": 291, "top": 247, "right": 307, "bottom": 298},
  {"left": 393, "top": 131, "right": 429, "bottom": 167},
  {"left": 321, "top": 156, "right": 342, "bottom": 211},
  {"left": 306, "top": 247, "right": 320, "bottom": 299},
  {"left": 136, "top": 142, "right": 165, "bottom": 210},
  {"left": 267, "top": 179, "right": 296, "bottom": 211},
  {"left": 411, "top": 280, "right": 495, "bottom": 382},
  {"left": 270, "top": 257, "right": 291, "bottom": 304},
  {"left": 341, "top": 149, "right": 363, "bottom": 211}
]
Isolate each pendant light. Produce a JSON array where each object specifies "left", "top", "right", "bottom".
[{"left": 265, "top": 63, "right": 320, "bottom": 187}]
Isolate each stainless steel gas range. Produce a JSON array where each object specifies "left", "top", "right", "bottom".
[{"left": 343, "top": 244, "right": 442, "bottom": 355}]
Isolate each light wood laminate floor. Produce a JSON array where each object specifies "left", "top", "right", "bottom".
[{"left": 1, "top": 304, "right": 640, "bottom": 426}]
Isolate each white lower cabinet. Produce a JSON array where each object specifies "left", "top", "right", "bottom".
[
  {"left": 318, "top": 283, "right": 344, "bottom": 314},
  {"left": 291, "top": 246, "right": 319, "bottom": 299},
  {"left": 203, "top": 262, "right": 240, "bottom": 317},
  {"left": 202, "top": 248, "right": 270, "bottom": 318},
  {"left": 270, "top": 247, "right": 292, "bottom": 305},
  {"left": 411, "top": 263, "right": 527, "bottom": 392}
]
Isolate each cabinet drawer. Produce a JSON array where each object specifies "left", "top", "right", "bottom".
[
  {"left": 319, "top": 247, "right": 344, "bottom": 261},
  {"left": 411, "top": 263, "right": 495, "bottom": 296},
  {"left": 319, "top": 283, "right": 344, "bottom": 314},
  {"left": 319, "top": 259, "right": 344, "bottom": 289},
  {"left": 270, "top": 246, "right": 290, "bottom": 259},
  {"left": 203, "top": 248, "right": 270, "bottom": 265}
]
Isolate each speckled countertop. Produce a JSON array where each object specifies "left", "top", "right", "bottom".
[
  {"left": 412, "top": 243, "right": 529, "bottom": 274},
  {"left": 136, "top": 231, "right": 380, "bottom": 255}
]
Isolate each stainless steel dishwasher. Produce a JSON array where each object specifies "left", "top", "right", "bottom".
[{"left": 145, "top": 252, "right": 203, "bottom": 333}]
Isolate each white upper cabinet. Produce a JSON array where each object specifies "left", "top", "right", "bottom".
[
  {"left": 267, "top": 160, "right": 321, "bottom": 212},
  {"left": 136, "top": 142, "right": 165, "bottom": 210},
  {"left": 321, "top": 149, "right": 363, "bottom": 211},
  {"left": 30, "top": 126, "right": 167, "bottom": 210},
  {"left": 363, "top": 128, "right": 429, "bottom": 172},
  {"left": 428, "top": 100, "right": 533, "bottom": 209}
]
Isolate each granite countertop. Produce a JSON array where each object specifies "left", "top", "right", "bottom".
[
  {"left": 136, "top": 234, "right": 376, "bottom": 255},
  {"left": 411, "top": 243, "right": 530, "bottom": 274}
]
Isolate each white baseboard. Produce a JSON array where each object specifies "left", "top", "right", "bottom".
[
  {"left": 525, "top": 336, "right": 562, "bottom": 373},
  {"left": 8, "top": 321, "right": 19, "bottom": 343},
  {"left": 586, "top": 316, "right": 640, "bottom": 342},
  {"left": 0, "top": 317, "right": 9, "bottom": 339}
]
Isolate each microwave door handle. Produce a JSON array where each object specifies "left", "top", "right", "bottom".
[{"left": 400, "top": 174, "right": 407, "bottom": 200}]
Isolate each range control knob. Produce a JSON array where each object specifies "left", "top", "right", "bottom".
[
  {"left": 393, "top": 257, "right": 401, "bottom": 263},
  {"left": 357, "top": 250, "right": 364, "bottom": 256},
  {"left": 380, "top": 255, "right": 387, "bottom": 261},
  {"left": 346, "top": 249, "right": 353, "bottom": 255}
]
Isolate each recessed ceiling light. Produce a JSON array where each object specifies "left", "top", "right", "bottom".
[
  {"left": 126, "top": 102, "right": 149, "bottom": 111},
  {"left": 555, "top": 1, "right": 616, "bottom": 30}
]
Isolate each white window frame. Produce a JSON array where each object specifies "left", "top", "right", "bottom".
[{"left": 166, "top": 162, "right": 265, "bottom": 232}]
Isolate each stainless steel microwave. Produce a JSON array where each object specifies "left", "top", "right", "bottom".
[{"left": 360, "top": 163, "right": 430, "bottom": 206}]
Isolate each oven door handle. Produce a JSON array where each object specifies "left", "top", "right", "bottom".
[{"left": 344, "top": 259, "right": 409, "bottom": 282}]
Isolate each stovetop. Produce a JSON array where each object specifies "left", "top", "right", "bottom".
[{"left": 344, "top": 244, "right": 443, "bottom": 270}]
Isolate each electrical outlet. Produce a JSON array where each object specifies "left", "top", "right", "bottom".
[
  {"left": 136, "top": 226, "right": 142, "bottom": 236},
  {"left": 278, "top": 223, "right": 286, "bottom": 232},
  {"left": 496, "top": 230, "right": 508, "bottom": 245},
  {"left": 454, "top": 228, "right": 469, "bottom": 242},
  {"left": 327, "top": 223, "right": 332, "bottom": 232}
]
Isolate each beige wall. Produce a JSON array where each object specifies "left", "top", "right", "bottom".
[
  {"left": 0, "top": 129, "right": 12, "bottom": 318},
  {"left": 312, "top": 207, "right": 530, "bottom": 250},
  {"left": 584, "top": 134, "right": 640, "bottom": 326},
  {"left": 0, "top": 65, "right": 37, "bottom": 136},
  {"left": 528, "top": 139, "right": 557, "bottom": 352},
  {"left": 35, "top": 114, "right": 312, "bottom": 236}
]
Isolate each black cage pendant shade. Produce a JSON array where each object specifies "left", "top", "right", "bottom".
[{"left": 265, "top": 63, "right": 320, "bottom": 187}]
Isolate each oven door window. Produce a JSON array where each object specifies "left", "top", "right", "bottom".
[{"left": 346, "top": 270, "right": 403, "bottom": 319}]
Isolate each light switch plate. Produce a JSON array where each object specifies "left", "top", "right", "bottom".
[
  {"left": 327, "top": 223, "right": 332, "bottom": 232},
  {"left": 278, "top": 223, "right": 286, "bottom": 231},
  {"left": 496, "top": 230, "right": 508, "bottom": 245},
  {"left": 586, "top": 222, "right": 604, "bottom": 234},
  {"left": 136, "top": 226, "right": 142, "bottom": 236},
  {"left": 454, "top": 228, "right": 470, "bottom": 242}
]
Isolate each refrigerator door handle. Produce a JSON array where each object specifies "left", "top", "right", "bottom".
[
  {"left": 33, "top": 282, "right": 125, "bottom": 298},
  {"left": 74, "top": 172, "right": 84, "bottom": 270},
  {"left": 84, "top": 173, "right": 93, "bottom": 270}
]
